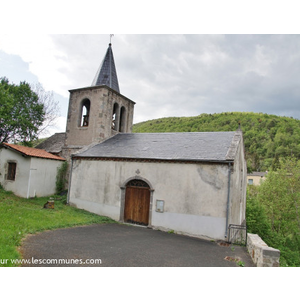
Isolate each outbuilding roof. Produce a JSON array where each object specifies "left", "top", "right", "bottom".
[
  {"left": 35, "top": 132, "right": 66, "bottom": 154},
  {"left": 74, "top": 131, "right": 242, "bottom": 163},
  {"left": 2, "top": 143, "right": 66, "bottom": 161},
  {"left": 248, "top": 172, "right": 267, "bottom": 177}
]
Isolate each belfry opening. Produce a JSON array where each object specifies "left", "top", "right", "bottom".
[{"left": 80, "top": 99, "right": 90, "bottom": 127}]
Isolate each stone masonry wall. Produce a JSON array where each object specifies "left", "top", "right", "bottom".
[
  {"left": 65, "top": 85, "right": 135, "bottom": 149},
  {"left": 247, "top": 233, "right": 280, "bottom": 267}
]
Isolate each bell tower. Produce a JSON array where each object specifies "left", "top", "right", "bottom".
[{"left": 62, "top": 42, "right": 135, "bottom": 161}]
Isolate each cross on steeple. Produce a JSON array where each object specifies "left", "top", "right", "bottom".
[{"left": 110, "top": 34, "right": 114, "bottom": 44}]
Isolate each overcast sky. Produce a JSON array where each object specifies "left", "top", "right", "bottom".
[
  {"left": 1, "top": 34, "right": 300, "bottom": 137},
  {"left": 1, "top": 2, "right": 300, "bottom": 138}
]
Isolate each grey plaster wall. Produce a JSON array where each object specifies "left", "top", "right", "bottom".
[
  {"left": 228, "top": 131, "right": 247, "bottom": 226},
  {"left": 69, "top": 159, "right": 235, "bottom": 240}
]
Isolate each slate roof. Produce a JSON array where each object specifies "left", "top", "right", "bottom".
[
  {"left": 91, "top": 43, "right": 120, "bottom": 93},
  {"left": 74, "top": 131, "right": 242, "bottom": 163},
  {"left": 3, "top": 143, "right": 65, "bottom": 161},
  {"left": 35, "top": 132, "right": 66, "bottom": 154}
]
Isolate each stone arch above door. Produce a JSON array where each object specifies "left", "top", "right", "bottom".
[{"left": 121, "top": 176, "right": 154, "bottom": 191}]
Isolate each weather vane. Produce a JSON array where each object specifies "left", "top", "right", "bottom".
[{"left": 110, "top": 34, "right": 114, "bottom": 44}]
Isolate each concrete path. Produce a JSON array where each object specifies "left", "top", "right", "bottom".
[{"left": 20, "top": 223, "right": 255, "bottom": 267}]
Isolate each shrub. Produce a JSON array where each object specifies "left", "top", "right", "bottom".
[{"left": 56, "top": 161, "right": 68, "bottom": 195}]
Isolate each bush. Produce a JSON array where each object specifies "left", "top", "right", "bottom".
[
  {"left": 246, "top": 186, "right": 273, "bottom": 244},
  {"left": 56, "top": 161, "right": 68, "bottom": 195}
]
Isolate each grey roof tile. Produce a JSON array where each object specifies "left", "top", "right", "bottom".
[
  {"left": 35, "top": 132, "right": 66, "bottom": 154},
  {"left": 248, "top": 172, "right": 267, "bottom": 176},
  {"left": 74, "top": 132, "right": 240, "bottom": 162},
  {"left": 91, "top": 43, "right": 120, "bottom": 93}
]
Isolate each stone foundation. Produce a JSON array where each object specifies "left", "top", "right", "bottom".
[{"left": 247, "top": 233, "right": 280, "bottom": 267}]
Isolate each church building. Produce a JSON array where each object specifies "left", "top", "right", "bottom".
[{"left": 61, "top": 41, "right": 247, "bottom": 241}]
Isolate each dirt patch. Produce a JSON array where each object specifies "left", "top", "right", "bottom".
[{"left": 218, "top": 241, "right": 230, "bottom": 247}]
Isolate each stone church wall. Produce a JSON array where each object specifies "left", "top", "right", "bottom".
[{"left": 65, "top": 86, "right": 134, "bottom": 149}]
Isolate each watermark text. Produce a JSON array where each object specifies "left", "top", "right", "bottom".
[{"left": 1, "top": 257, "right": 102, "bottom": 266}]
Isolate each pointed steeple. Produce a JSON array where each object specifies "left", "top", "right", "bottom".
[{"left": 91, "top": 43, "right": 120, "bottom": 93}]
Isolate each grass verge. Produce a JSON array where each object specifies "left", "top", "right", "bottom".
[{"left": 0, "top": 188, "right": 116, "bottom": 267}]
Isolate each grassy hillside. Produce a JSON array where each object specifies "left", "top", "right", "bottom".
[{"left": 133, "top": 112, "right": 300, "bottom": 172}]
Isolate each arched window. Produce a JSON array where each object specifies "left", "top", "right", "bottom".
[
  {"left": 119, "top": 106, "right": 126, "bottom": 132},
  {"left": 112, "top": 102, "right": 119, "bottom": 130},
  {"left": 126, "top": 179, "right": 150, "bottom": 188},
  {"left": 79, "top": 99, "right": 90, "bottom": 127}
]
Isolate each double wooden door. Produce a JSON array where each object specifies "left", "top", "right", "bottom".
[{"left": 124, "top": 183, "right": 150, "bottom": 226}]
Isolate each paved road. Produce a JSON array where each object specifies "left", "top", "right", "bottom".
[{"left": 20, "top": 223, "right": 255, "bottom": 267}]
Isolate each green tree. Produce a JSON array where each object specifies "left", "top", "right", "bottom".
[
  {"left": 0, "top": 77, "right": 45, "bottom": 144},
  {"left": 258, "top": 157, "right": 300, "bottom": 238},
  {"left": 133, "top": 112, "right": 300, "bottom": 171},
  {"left": 247, "top": 157, "right": 300, "bottom": 266},
  {"left": 246, "top": 186, "right": 273, "bottom": 243}
]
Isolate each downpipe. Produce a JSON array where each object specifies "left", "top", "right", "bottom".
[{"left": 225, "top": 162, "right": 232, "bottom": 239}]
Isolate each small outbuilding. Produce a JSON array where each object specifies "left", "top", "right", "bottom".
[
  {"left": 68, "top": 130, "right": 246, "bottom": 241},
  {"left": 247, "top": 171, "right": 267, "bottom": 186},
  {"left": 0, "top": 143, "right": 65, "bottom": 198}
]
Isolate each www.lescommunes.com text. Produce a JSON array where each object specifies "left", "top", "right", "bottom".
[{"left": 1, "top": 257, "right": 102, "bottom": 265}]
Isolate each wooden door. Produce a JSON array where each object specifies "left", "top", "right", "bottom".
[{"left": 124, "top": 185, "right": 150, "bottom": 226}]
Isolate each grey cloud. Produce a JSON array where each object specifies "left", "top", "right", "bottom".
[{"left": 50, "top": 34, "right": 300, "bottom": 123}]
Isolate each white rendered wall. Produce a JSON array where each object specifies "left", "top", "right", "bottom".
[
  {"left": 29, "top": 157, "right": 64, "bottom": 197},
  {"left": 0, "top": 148, "right": 30, "bottom": 197},
  {"left": 0, "top": 147, "right": 64, "bottom": 198},
  {"left": 69, "top": 159, "right": 234, "bottom": 240}
]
